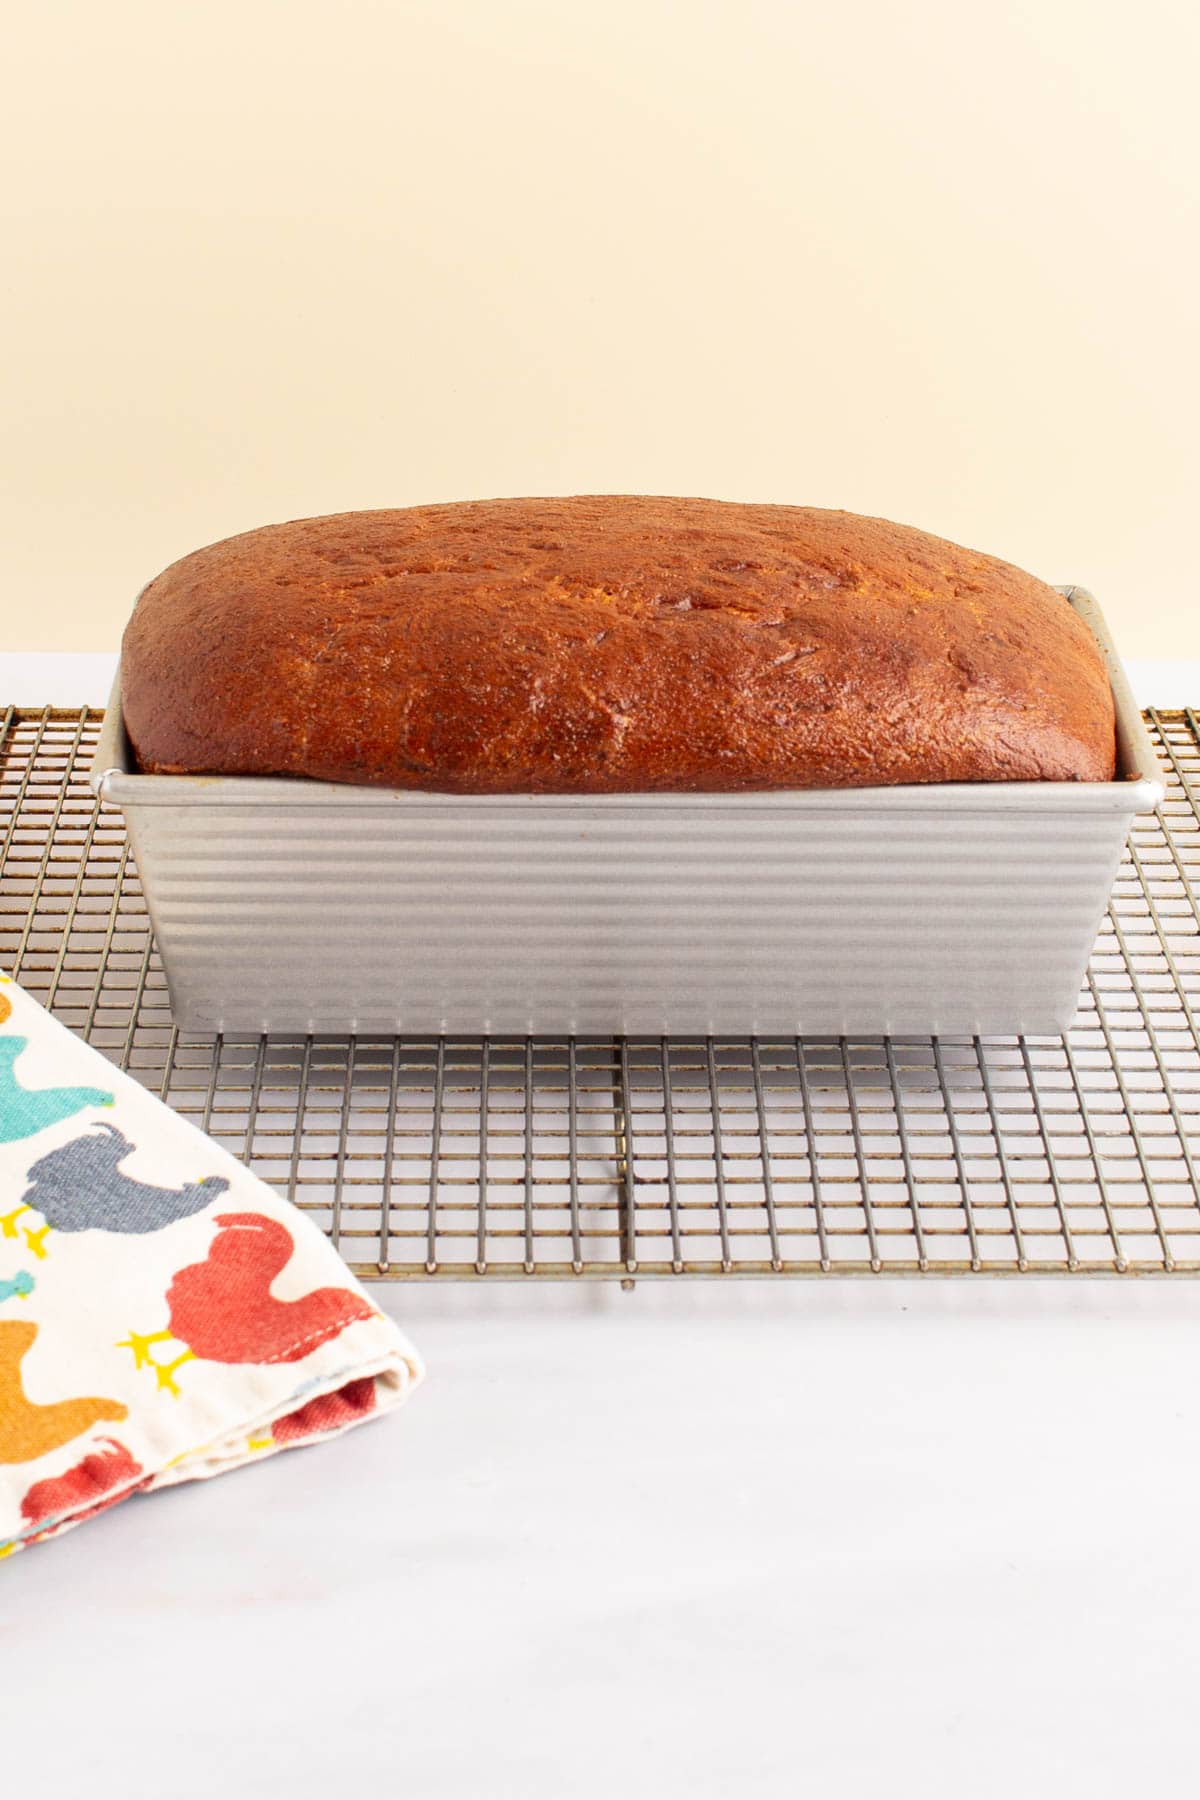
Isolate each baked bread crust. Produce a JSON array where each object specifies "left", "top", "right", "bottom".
[{"left": 121, "top": 496, "right": 1117, "bottom": 791}]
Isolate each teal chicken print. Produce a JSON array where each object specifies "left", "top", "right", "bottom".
[{"left": 0, "top": 1035, "right": 114, "bottom": 1144}]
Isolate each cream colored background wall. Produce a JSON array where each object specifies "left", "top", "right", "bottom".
[{"left": 2, "top": 0, "right": 1197, "bottom": 656}]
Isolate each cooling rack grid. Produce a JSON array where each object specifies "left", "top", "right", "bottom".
[{"left": 2, "top": 705, "right": 1197, "bottom": 1280}]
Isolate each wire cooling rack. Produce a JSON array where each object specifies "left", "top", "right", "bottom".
[{"left": 2, "top": 705, "right": 1199, "bottom": 1280}]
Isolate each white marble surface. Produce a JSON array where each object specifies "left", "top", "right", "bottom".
[{"left": 4, "top": 1279, "right": 1200, "bottom": 1799}]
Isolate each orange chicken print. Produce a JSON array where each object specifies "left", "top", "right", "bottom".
[{"left": 0, "top": 1320, "right": 128, "bottom": 1463}]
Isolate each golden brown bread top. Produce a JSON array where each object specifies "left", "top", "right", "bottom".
[{"left": 121, "top": 496, "right": 1117, "bottom": 791}]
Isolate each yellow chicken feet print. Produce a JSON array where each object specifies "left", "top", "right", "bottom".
[
  {"left": 0, "top": 1205, "right": 50, "bottom": 1260},
  {"left": 116, "top": 1329, "right": 196, "bottom": 1398}
]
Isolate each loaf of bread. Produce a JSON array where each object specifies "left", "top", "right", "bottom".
[{"left": 121, "top": 497, "right": 1116, "bottom": 791}]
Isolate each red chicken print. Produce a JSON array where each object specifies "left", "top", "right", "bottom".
[
  {"left": 270, "top": 1375, "right": 377, "bottom": 1444},
  {"left": 118, "top": 1212, "right": 378, "bottom": 1395},
  {"left": 21, "top": 1436, "right": 145, "bottom": 1537}
]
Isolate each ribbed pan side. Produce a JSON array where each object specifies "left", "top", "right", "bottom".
[{"left": 127, "top": 801, "right": 1129, "bottom": 1035}]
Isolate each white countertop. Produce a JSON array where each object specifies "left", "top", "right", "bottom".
[
  {"left": 5, "top": 1279, "right": 1200, "bottom": 1799},
  {"left": 4, "top": 654, "right": 1200, "bottom": 1798}
]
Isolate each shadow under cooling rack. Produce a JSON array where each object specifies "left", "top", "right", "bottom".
[{"left": 2, "top": 704, "right": 1199, "bottom": 1280}]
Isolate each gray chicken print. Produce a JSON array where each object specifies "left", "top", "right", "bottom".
[{"left": 16, "top": 1122, "right": 230, "bottom": 1237}]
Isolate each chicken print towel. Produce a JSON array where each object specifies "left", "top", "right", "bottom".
[{"left": 0, "top": 973, "right": 424, "bottom": 1557}]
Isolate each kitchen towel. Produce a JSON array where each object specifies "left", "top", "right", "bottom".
[{"left": 0, "top": 972, "right": 423, "bottom": 1557}]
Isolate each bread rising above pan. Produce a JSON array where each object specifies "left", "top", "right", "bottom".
[{"left": 121, "top": 496, "right": 1117, "bottom": 792}]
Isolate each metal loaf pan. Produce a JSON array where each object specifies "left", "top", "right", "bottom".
[{"left": 91, "top": 588, "right": 1164, "bottom": 1037}]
